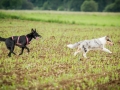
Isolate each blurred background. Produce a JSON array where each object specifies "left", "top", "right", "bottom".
[{"left": 0, "top": 0, "right": 120, "bottom": 12}]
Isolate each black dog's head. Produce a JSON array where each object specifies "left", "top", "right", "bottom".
[{"left": 31, "top": 28, "right": 42, "bottom": 39}]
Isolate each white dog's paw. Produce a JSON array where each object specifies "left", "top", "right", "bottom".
[
  {"left": 109, "top": 52, "right": 112, "bottom": 53},
  {"left": 74, "top": 52, "right": 77, "bottom": 56}
]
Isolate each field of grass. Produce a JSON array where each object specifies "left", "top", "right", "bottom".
[
  {"left": 0, "top": 10, "right": 120, "bottom": 27},
  {"left": 0, "top": 10, "right": 120, "bottom": 90}
]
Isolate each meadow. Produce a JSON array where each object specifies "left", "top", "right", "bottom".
[{"left": 0, "top": 10, "right": 120, "bottom": 90}]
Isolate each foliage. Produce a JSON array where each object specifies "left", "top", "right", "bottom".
[
  {"left": 81, "top": 0, "right": 98, "bottom": 12},
  {"left": 104, "top": 0, "right": 120, "bottom": 12},
  {"left": 21, "top": 0, "right": 33, "bottom": 10},
  {"left": 0, "top": 0, "right": 33, "bottom": 10},
  {"left": 0, "top": 0, "right": 23, "bottom": 9},
  {"left": 94, "top": 0, "right": 115, "bottom": 12},
  {"left": 42, "top": 1, "right": 51, "bottom": 10},
  {"left": 69, "top": 0, "right": 84, "bottom": 11},
  {"left": 0, "top": 0, "right": 119, "bottom": 12}
]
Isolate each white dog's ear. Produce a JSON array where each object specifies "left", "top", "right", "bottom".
[
  {"left": 106, "top": 35, "right": 109, "bottom": 37},
  {"left": 105, "top": 36, "right": 109, "bottom": 40},
  {"left": 106, "top": 36, "right": 112, "bottom": 42}
]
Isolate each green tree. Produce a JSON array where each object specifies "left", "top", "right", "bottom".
[
  {"left": 0, "top": 0, "right": 23, "bottom": 9},
  {"left": 81, "top": 0, "right": 98, "bottom": 12},
  {"left": 42, "top": 1, "right": 51, "bottom": 10},
  {"left": 29, "top": 0, "right": 47, "bottom": 8},
  {"left": 104, "top": 0, "right": 120, "bottom": 12},
  {"left": 42, "top": 0, "right": 63, "bottom": 10},
  {"left": 21, "top": 0, "right": 33, "bottom": 10},
  {"left": 69, "top": 0, "right": 84, "bottom": 11},
  {"left": 95, "top": 0, "right": 115, "bottom": 12},
  {"left": 57, "top": 0, "right": 70, "bottom": 11},
  {"left": 58, "top": 0, "right": 71, "bottom": 11}
]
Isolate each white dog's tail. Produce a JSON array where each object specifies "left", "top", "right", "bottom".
[{"left": 67, "top": 42, "right": 82, "bottom": 49}]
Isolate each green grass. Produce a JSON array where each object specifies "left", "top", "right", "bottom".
[
  {"left": 0, "top": 11, "right": 120, "bottom": 90},
  {"left": 0, "top": 10, "right": 120, "bottom": 26}
]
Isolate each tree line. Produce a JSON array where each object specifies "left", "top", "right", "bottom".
[{"left": 0, "top": 0, "right": 120, "bottom": 12}]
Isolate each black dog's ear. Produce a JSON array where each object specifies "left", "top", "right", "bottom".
[
  {"left": 31, "top": 28, "right": 34, "bottom": 32},
  {"left": 35, "top": 28, "right": 36, "bottom": 32}
]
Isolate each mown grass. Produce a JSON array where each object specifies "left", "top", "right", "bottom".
[
  {"left": 0, "top": 11, "right": 120, "bottom": 90},
  {"left": 0, "top": 10, "right": 120, "bottom": 27}
]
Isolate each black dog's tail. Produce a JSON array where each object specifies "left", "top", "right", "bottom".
[{"left": 0, "top": 37, "right": 6, "bottom": 42}]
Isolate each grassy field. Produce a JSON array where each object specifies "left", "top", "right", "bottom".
[
  {"left": 0, "top": 10, "right": 120, "bottom": 26},
  {"left": 0, "top": 10, "right": 120, "bottom": 90}
]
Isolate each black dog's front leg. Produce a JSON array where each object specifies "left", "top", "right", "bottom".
[
  {"left": 19, "top": 46, "right": 30, "bottom": 55},
  {"left": 19, "top": 47, "right": 24, "bottom": 55},
  {"left": 25, "top": 46, "right": 30, "bottom": 53}
]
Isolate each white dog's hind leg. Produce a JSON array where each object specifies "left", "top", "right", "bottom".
[
  {"left": 74, "top": 48, "right": 81, "bottom": 56},
  {"left": 102, "top": 48, "right": 112, "bottom": 53}
]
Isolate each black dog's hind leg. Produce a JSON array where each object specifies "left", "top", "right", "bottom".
[
  {"left": 7, "top": 42, "right": 16, "bottom": 57},
  {"left": 12, "top": 52, "right": 16, "bottom": 55},
  {"left": 8, "top": 47, "right": 12, "bottom": 57},
  {"left": 5, "top": 39, "right": 16, "bottom": 57},
  {"left": 7, "top": 45, "right": 16, "bottom": 57}
]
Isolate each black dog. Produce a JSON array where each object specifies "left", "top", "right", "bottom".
[{"left": 0, "top": 28, "right": 42, "bottom": 57}]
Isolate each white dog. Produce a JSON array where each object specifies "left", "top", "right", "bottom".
[{"left": 67, "top": 36, "right": 113, "bottom": 58}]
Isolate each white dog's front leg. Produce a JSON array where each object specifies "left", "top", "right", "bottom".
[
  {"left": 83, "top": 53, "right": 87, "bottom": 58},
  {"left": 74, "top": 51, "right": 80, "bottom": 56},
  {"left": 102, "top": 48, "right": 112, "bottom": 53}
]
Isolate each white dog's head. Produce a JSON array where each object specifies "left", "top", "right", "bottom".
[{"left": 105, "top": 36, "right": 114, "bottom": 46}]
